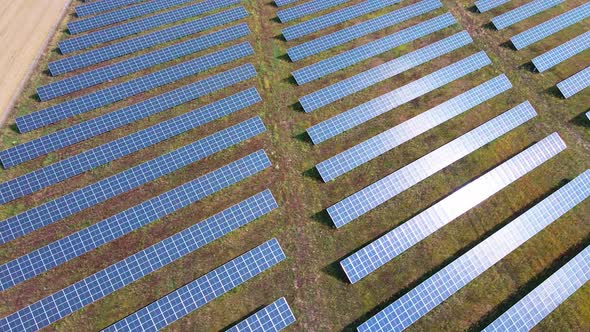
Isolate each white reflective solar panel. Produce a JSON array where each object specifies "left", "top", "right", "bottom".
[
  {"left": 532, "top": 31, "right": 590, "bottom": 72},
  {"left": 556, "top": 66, "right": 590, "bottom": 98},
  {"left": 277, "top": 0, "right": 350, "bottom": 23},
  {"left": 227, "top": 297, "right": 296, "bottom": 332},
  {"left": 475, "top": 0, "right": 511, "bottom": 13},
  {"left": 327, "top": 101, "right": 536, "bottom": 228},
  {"left": 357, "top": 169, "right": 590, "bottom": 332},
  {"left": 492, "top": 0, "right": 564, "bottom": 30},
  {"left": 341, "top": 133, "right": 566, "bottom": 283}
]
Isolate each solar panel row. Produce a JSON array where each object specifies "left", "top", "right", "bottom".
[
  {"left": 282, "top": 0, "right": 401, "bottom": 41},
  {"left": 275, "top": 0, "right": 299, "bottom": 6},
  {"left": 0, "top": 67, "right": 257, "bottom": 203},
  {"left": 277, "top": 0, "right": 350, "bottom": 23},
  {"left": 357, "top": 169, "right": 590, "bottom": 332},
  {"left": 492, "top": 0, "right": 564, "bottom": 30},
  {"left": 61, "top": 0, "right": 240, "bottom": 53},
  {"left": 299, "top": 31, "right": 473, "bottom": 113},
  {"left": 316, "top": 75, "right": 512, "bottom": 182},
  {"left": 484, "top": 245, "right": 590, "bottom": 332},
  {"left": 75, "top": 0, "right": 145, "bottom": 17},
  {"left": 0, "top": 192, "right": 277, "bottom": 331},
  {"left": 40, "top": 24, "right": 250, "bottom": 100},
  {"left": 510, "top": 2, "right": 590, "bottom": 50},
  {"left": 306, "top": 51, "right": 491, "bottom": 145},
  {"left": 287, "top": 0, "right": 442, "bottom": 62},
  {"left": 105, "top": 238, "right": 286, "bottom": 331},
  {"left": 228, "top": 297, "right": 296, "bottom": 332},
  {"left": 341, "top": 133, "right": 566, "bottom": 283},
  {"left": 557, "top": 66, "right": 590, "bottom": 98},
  {"left": 0, "top": 115, "right": 264, "bottom": 244},
  {"left": 0, "top": 150, "right": 271, "bottom": 291},
  {"left": 474, "top": 0, "right": 511, "bottom": 13},
  {"left": 49, "top": 6, "right": 249, "bottom": 76},
  {"left": 532, "top": 31, "right": 590, "bottom": 72},
  {"left": 292, "top": 12, "right": 456, "bottom": 85},
  {"left": 327, "top": 101, "right": 536, "bottom": 228}
]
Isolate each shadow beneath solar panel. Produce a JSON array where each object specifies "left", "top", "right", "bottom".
[
  {"left": 466, "top": 5, "right": 479, "bottom": 13},
  {"left": 500, "top": 40, "right": 516, "bottom": 50},
  {"left": 221, "top": 304, "right": 267, "bottom": 331},
  {"left": 302, "top": 167, "right": 322, "bottom": 182},
  {"left": 570, "top": 110, "right": 590, "bottom": 127},
  {"left": 546, "top": 85, "right": 565, "bottom": 99},
  {"left": 271, "top": 17, "right": 282, "bottom": 24},
  {"left": 469, "top": 232, "right": 590, "bottom": 331},
  {"left": 311, "top": 210, "right": 333, "bottom": 229},
  {"left": 277, "top": 53, "right": 291, "bottom": 62},
  {"left": 293, "top": 131, "right": 312, "bottom": 143},
  {"left": 29, "top": 92, "right": 41, "bottom": 102},
  {"left": 283, "top": 75, "right": 298, "bottom": 86},
  {"left": 482, "top": 22, "right": 497, "bottom": 30},
  {"left": 322, "top": 260, "right": 348, "bottom": 283},
  {"left": 518, "top": 61, "right": 537, "bottom": 73},
  {"left": 290, "top": 101, "right": 305, "bottom": 113},
  {"left": 7, "top": 123, "right": 19, "bottom": 134},
  {"left": 269, "top": 1, "right": 279, "bottom": 7}
]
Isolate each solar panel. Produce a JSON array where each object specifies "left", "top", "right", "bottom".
[
  {"left": 300, "top": 31, "right": 473, "bottom": 113},
  {"left": 327, "top": 101, "right": 536, "bottom": 228},
  {"left": 287, "top": 0, "right": 442, "bottom": 62},
  {"left": 40, "top": 24, "right": 250, "bottom": 100},
  {"left": 227, "top": 297, "right": 296, "bottom": 332},
  {"left": 105, "top": 238, "right": 286, "bottom": 332},
  {"left": 341, "top": 133, "right": 565, "bottom": 283},
  {"left": 485, "top": 245, "right": 590, "bottom": 332},
  {"left": 19, "top": 42, "right": 252, "bottom": 134},
  {"left": 75, "top": 0, "right": 145, "bottom": 17},
  {"left": 587, "top": 111, "right": 590, "bottom": 121},
  {"left": 0, "top": 72, "right": 257, "bottom": 204},
  {"left": 474, "top": 0, "right": 511, "bottom": 13},
  {"left": 357, "top": 169, "right": 590, "bottom": 332},
  {"left": 0, "top": 150, "right": 271, "bottom": 291},
  {"left": 556, "top": 66, "right": 590, "bottom": 98},
  {"left": 292, "top": 12, "right": 456, "bottom": 85},
  {"left": 492, "top": 0, "right": 563, "bottom": 30},
  {"left": 277, "top": 0, "right": 350, "bottom": 23},
  {"left": 307, "top": 51, "right": 491, "bottom": 144},
  {"left": 510, "top": 2, "right": 590, "bottom": 50},
  {"left": 0, "top": 115, "right": 264, "bottom": 244},
  {"left": 48, "top": 7, "right": 248, "bottom": 76},
  {"left": 275, "top": 0, "right": 299, "bottom": 6},
  {"left": 532, "top": 31, "right": 590, "bottom": 72},
  {"left": 0, "top": 191, "right": 277, "bottom": 332},
  {"left": 316, "top": 74, "right": 512, "bottom": 182},
  {"left": 282, "top": 0, "right": 401, "bottom": 41},
  {"left": 61, "top": 0, "right": 240, "bottom": 53}
]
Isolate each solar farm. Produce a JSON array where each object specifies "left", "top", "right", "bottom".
[{"left": 0, "top": 0, "right": 589, "bottom": 331}]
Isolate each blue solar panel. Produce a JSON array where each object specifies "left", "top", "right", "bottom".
[
  {"left": 275, "top": 0, "right": 299, "bottom": 6},
  {"left": 327, "top": 101, "right": 536, "bottom": 228},
  {"left": 532, "top": 31, "right": 590, "bottom": 72},
  {"left": 75, "top": 0, "right": 145, "bottom": 17},
  {"left": 61, "top": 0, "right": 239, "bottom": 53},
  {"left": 0, "top": 150, "right": 271, "bottom": 291},
  {"left": 40, "top": 24, "right": 250, "bottom": 100},
  {"left": 282, "top": 0, "right": 401, "bottom": 41},
  {"left": 492, "top": 0, "right": 563, "bottom": 30},
  {"left": 474, "top": 0, "right": 511, "bottom": 13},
  {"left": 277, "top": 0, "right": 350, "bottom": 23},
  {"left": 287, "top": 0, "right": 442, "bottom": 61},
  {"left": 292, "top": 12, "right": 456, "bottom": 85},
  {"left": 48, "top": 7, "right": 248, "bottom": 76},
  {"left": 228, "top": 297, "right": 296, "bottom": 332},
  {"left": 0, "top": 191, "right": 277, "bottom": 332},
  {"left": 341, "top": 133, "right": 566, "bottom": 283},
  {"left": 556, "top": 66, "right": 590, "bottom": 98},
  {"left": 0, "top": 115, "right": 264, "bottom": 244},
  {"left": 300, "top": 31, "right": 473, "bottom": 113},
  {"left": 316, "top": 75, "right": 512, "bottom": 182},
  {"left": 0, "top": 69, "right": 257, "bottom": 203},
  {"left": 307, "top": 51, "right": 491, "bottom": 144},
  {"left": 357, "top": 169, "right": 590, "bottom": 332},
  {"left": 484, "top": 245, "right": 590, "bottom": 332},
  {"left": 19, "top": 42, "right": 252, "bottom": 134},
  {"left": 510, "top": 2, "right": 590, "bottom": 50},
  {"left": 105, "top": 238, "right": 286, "bottom": 332}
]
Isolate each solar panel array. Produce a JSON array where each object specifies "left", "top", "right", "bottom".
[
  {"left": 0, "top": 150, "right": 271, "bottom": 291},
  {"left": 105, "top": 238, "right": 286, "bottom": 331},
  {"left": 307, "top": 51, "right": 491, "bottom": 145},
  {"left": 510, "top": 2, "right": 590, "bottom": 50},
  {"left": 357, "top": 169, "right": 590, "bottom": 332},
  {"left": 299, "top": 31, "right": 473, "bottom": 113},
  {"left": 316, "top": 75, "right": 512, "bottom": 182},
  {"left": 277, "top": 0, "right": 350, "bottom": 23},
  {"left": 282, "top": 0, "right": 401, "bottom": 41},
  {"left": 75, "top": 0, "right": 145, "bottom": 17},
  {"left": 227, "top": 297, "right": 296, "bottom": 332},
  {"left": 492, "top": 0, "right": 564, "bottom": 30},
  {"left": 292, "top": 12, "right": 456, "bottom": 85},
  {"left": 532, "top": 31, "right": 590, "bottom": 73},
  {"left": 49, "top": 7, "right": 249, "bottom": 76},
  {"left": 557, "top": 66, "right": 590, "bottom": 98},
  {"left": 275, "top": 0, "right": 299, "bottom": 6},
  {"left": 287, "top": 0, "right": 442, "bottom": 61},
  {"left": 40, "top": 24, "right": 251, "bottom": 101},
  {"left": 327, "top": 101, "right": 536, "bottom": 228},
  {"left": 0, "top": 115, "right": 264, "bottom": 244},
  {"left": 60, "top": 0, "right": 239, "bottom": 54},
  {"left": 484, "top": 245, "right": 590, "bottom": 332},
  {"left": 474, "top": 0, "right": 511, "bottom": 13},
  {"left": 341, "top": 133, "right": 566, "bottom": 283}
]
